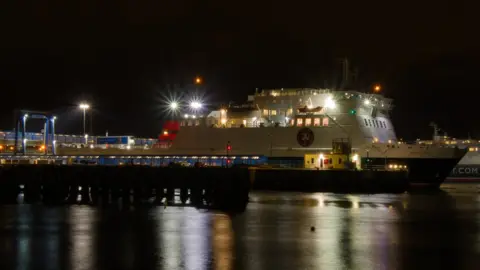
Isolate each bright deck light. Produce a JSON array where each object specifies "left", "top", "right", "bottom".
[
  {"left": 190, "top": 101, "right": 202, "bottom": 109},
  {"left": 169, "top": 101, "right": 179, "bottom": 110},
  {"left": 325, "top": 97, "right": 336, "bottom": 109}
]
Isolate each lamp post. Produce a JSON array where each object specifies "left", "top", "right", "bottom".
[{"left": 79, "top": 103, "right": 90, "bottom": 135}]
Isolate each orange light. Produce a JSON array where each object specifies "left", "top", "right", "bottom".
[
  {"left": 163, "top": 130, "right": 169, "bottom": 135},
  {"left": 39, "top": 145, "right": 45, "bottom": 150},
  {"left": 0, "top": 145, "right": 3, "bottom": 150},
  {"left": 194, "top": 76, "right": 202, "bottom": 84},
  {"left": 374, "top": 84, "right": 381, "bottom": 92}
]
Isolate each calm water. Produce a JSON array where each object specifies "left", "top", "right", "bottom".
[{"left": 0, "top": 184, "right": 479, "bottom": 270}]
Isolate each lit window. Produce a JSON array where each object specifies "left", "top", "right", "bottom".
[
  {"left": 305, "top": 118, "right": 312, "bottom": 126},
  {"left": 263, "top": 109, "right": 268, "bottom": 116},
  {"left": 180, "top": 121, "right": 185, "bottom": 127},
  {"left": 469, "top": 147, "right": 476, "bottom": 152},
  {"left": 271, "top": 110, "right": 277, "bottom": 115},
  {"left": 322, "top": 118, "right": 329, "bottom": 126},
  {"left": 287, "top": 108, "right": 293, "bottom": 115},
  {"left": 243, "top": 119, "right": 247, "bottom": 126},
  {"left": 195, "top": 120, "right": 200, "bottom": 126},
  {"left": 290, "top": 119, "right": 294, "bottom": 126},
  {"left": 314, "top": 118, "right": 320, "bottom": 126},
  {"left": 297, "top": 118, "right": 303, "bottom": 127}
]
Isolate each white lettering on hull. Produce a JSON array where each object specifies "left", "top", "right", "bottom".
[{"left": 451, "top": 167, "right": 479, "bottom": 175}]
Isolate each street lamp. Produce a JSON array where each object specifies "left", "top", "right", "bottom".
[{"left": 79, "top": 103, "right": 90, "bottom": 135}]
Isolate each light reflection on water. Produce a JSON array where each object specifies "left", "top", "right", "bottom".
[{"left": 0, "top": 184, "right": 478, "bottom": 270}]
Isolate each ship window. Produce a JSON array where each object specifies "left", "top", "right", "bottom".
[
  {"left": 383, "top": 121, "right": 387, "bottom": 128},
  {"left": 263, "top": 109, "right": 268, "bottom": 116},
  {"left": 368, "top": 119, "right": 372, "bottom": 126},
  {"left": 322, "top": 117, "right": 329, "bottom": 126},
  {"left": 314, "top": 118, "right": 320, "bottom": 126},
  {"left": 375, "top": 120, "right": 379, "bottom": 128},
  {"left": 180, "top": 121, "right": 185, "bottom": 127},
  {"left": 279, "top": 109, "right": 285, "bottom": 116},
  {"left": 287, "top": 108, "right": 293, "bottom": 116},
  {"left": 364, "top": 118, "right": 368, "bottom": 126},
  {"left": 195, "top": 120, "right": 200, "bottom": 126},
  {"left": 271, "top": 110, "right": 277, "bottom": 115},
  {"left": 290, "top": 119, "right": 294, "bottom": 126},
  {"left": 305, "top": 118, "right": 312, "bottom": 126},
  {"left": 243, "top": 119, "right": 247, "bottom": 126},
  {"left": 378, "top": 121, "right": 383, "bottom": 128},
  {"left": 296, "top": 118, "right": 303, "bottom": 127}
]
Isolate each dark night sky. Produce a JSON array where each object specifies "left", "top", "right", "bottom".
[{"left": 0, "top": 1, "right": 478, "bottom": 139}]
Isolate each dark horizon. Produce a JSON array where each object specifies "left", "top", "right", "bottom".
[{"left": 1, "top": 1, "right": 478, "bottom": 139}]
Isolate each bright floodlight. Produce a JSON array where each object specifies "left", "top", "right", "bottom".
[
  {"left": 79, "top": 103, "right": 90, "bottom": 109},
  {"left": 325, "top": 97, "right": 336, "bottom": 109},
  {"left": 190, "top": 101, "right": 202, "bottom": 109},
  {"left": 169, "top": 101, "right": 179, "bottom": 110},
  {"left": 364, "top": 99, "right": 370, "bottom": 105}
]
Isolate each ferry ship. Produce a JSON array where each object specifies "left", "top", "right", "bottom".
[
  {"left": 155, "top": 87, "right": 466, "bottom": 189},
  {"left": 418, "top": 125, "right": 480, "bottom": 183}
]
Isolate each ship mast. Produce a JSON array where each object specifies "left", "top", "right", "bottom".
[
  {"left": 340, "top": 57, "right": 350, "bottom": 90},
  {"left": 429, "top": 122, "right": 442, "bottom": 142}
]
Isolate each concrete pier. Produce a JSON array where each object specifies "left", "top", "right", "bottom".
[{"left": 0, "top": 165, "right": 250, "bottom": 211}]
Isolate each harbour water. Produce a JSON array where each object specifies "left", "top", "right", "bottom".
[{"left": 0, "top": 184, "right": 479, "bottom": 270}]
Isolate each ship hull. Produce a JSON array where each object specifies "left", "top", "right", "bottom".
[
  {"left": 363, "top": 157, "right": 463, "bottom": 189},
  {"left": 445, "top": 165, "right": 480, "bottom": 183}
]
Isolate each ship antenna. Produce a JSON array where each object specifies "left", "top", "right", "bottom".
[{"left": 429, "top": 122, "right": 439, "bottom": 142}]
